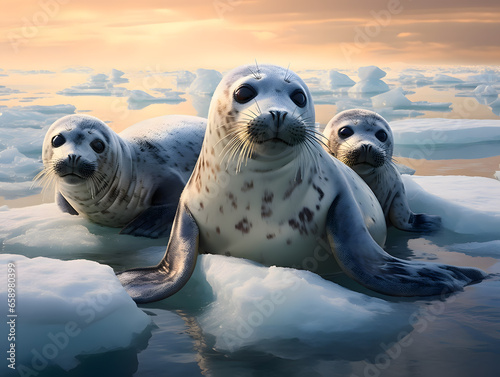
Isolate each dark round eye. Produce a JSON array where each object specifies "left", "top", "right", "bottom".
[
  {"left": 290, "top": 89, "right": 307, "bottom": 108},
  {"left": 338, "top": 126, "right": 354, "bottom": 139},
  {"left": 234, "top": 85, "right": 257, "bottom": 104},
  {"left": 375, "top": 130, "right": 388, "bottom": 142},
  {"left": 90, "top": 139, "right": 105, "bottom": 153},
  {"left": 51, "top": 134, "right": 66, "bottom": 148}
]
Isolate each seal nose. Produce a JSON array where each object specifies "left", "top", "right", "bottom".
[
  {"left": 269, "top": 110, "right": 288, "bottom": 131},
  {"left": 67, "top": 154, "right": 81, "bottom": 168}
]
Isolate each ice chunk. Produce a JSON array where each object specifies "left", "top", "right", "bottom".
[
  {"left": 329, "top": 70, "right": 355, "bottom": 87},
  {"left": 0, "top": 254, "right": 150, "bottom": 371},
  {"left": 349, "top": 66, "right": 389, "bottom": 94},
  {"left": 473, "top": 84, "right": 498, "bottom": 96},
  {"left": 110, "top": 68, "right": 129, "bottom": 84},
  {"left": 358, "top": 66, "right": 387, "bottom": 80},
  {"left": 399, "top": 72, "right": 433, "bottom": 86},
  {"left": 188, "top": 69, "right": 222, "bottom": 95},
  {"left": 127, "top": 89, "right": 185, "bottom": 109},
  {"left": 433, "top": 74, "right": 463, "bottom": 83},
  {"left": 0, "top": 147, "right": 41, "bottom": 199},
  {"left": 403, "top": 175, "right": 500, "bottom": 235},
  {"left": 57, "top": 73, "right": 128, "bottom": 97},
  {"left": 467, "top": 70, "right": 500, "bottom": 84},
  {"left": 196, "top": 255, "right": 406, "bottom": 352},
  {"left": 390, "top": 118, "right": 500, "bottom": 145},
  {"left": 371, "top": 88, "right": 412, "bottom": 108}
]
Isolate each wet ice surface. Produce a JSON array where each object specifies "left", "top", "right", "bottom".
[{"left": 0, "top": 65, "right": 500, "bottom": 376}]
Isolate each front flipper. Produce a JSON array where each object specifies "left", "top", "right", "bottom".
[
  {"left": 120, "top": 203, "right": 178, "bottom": 238},
  {"left": 389, "top": 192, "right": 441, "bottom": 233},
  {"left": 56, "top": 192, "right": 78, "bottom": 216},
  {"left": 117, "top": 204, "right": 199, "bottom": 303},
  {"left": 326, "top": 194, "right": 486, "bottom": 297}
]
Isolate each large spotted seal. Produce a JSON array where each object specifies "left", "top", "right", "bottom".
[
  {"left": 36, "top": 114, "right": 206, "bottom": 238},
  {"left": 323, "top": 109, "right": 441, "bottom": 232},
  {"left": 118, "top": 64, "right": 485, "bottom": 303}
]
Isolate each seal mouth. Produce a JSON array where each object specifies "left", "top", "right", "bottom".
[{"left": 259, "top": 137, "right": 293, "bottom": 146}]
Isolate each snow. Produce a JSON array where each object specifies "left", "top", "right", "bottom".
[
  {"left": 403, "top": 175, "right": 500, "bottom": 235},
  {"left": 0, "top": 254, "right": 150, "bottom": 372},
  {"left": 188, "top": 69, "right": 222, "bottom": 95}
]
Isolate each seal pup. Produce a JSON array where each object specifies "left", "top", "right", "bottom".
[
  {"left": 323, "top": 109, "right": 441, "bottom": 232},
  {"left": 118, "top": 64, "right": 485, "bottom": 303},
  {"left": 36, "top": 114, "right": 206, "bottom": 238}
]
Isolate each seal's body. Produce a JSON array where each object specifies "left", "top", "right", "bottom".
[
  {"left": 118, "top": 64, "right": 485, "bottom": 303},
  {"left": 38, "top": 114, "right": 206, "bottom": 238}
]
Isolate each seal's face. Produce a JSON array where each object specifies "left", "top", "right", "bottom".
[
  {"left": 324, "top": 109, "right": 393, "bottom": 175},
  {"left": 37, "top": 114, "right": 117, "bottom": 198},
  {"left": 208, "top": 64, "right": 318, "bottom": 171}
]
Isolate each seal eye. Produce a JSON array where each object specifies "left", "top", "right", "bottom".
[
  {"left": 338, "top": 127, "right": 354, "bottom": 139},
  {"left": 90, "top": 139, "right": 105, "bottom": 154},
  {"left": 234, "top": 85, "right": 257, "bottom": 104},
  {"left": 375, "top": 130, "right": 388, "bottom": 142},
  {"left": 290, "top": 90, "right": 307, "bottom": 108},
  {"left": 51, "top": 134, "right": 66, "bottom": 148}
]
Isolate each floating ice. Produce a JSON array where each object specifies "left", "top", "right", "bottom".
[
  {"left": 57, "top": 73, "right": 128, "bottom": 97},
  {"left": 390, "top": 118, "right": 500, "bottom": 146},
  {"left": 467, "top": 70, "right": 500, "bottom": 84},
  {"left": 398, "top": 72, "right": 433, "bottom": 86},
  {"left": 195, "top": 255, "right": 407, "bottom": 352},
  {"left": 433, "top": 74, "right": 463, "bottom": 83},
  {"left": 0, "top": 254, "right": 150, "bottom": 372},
  {"left": 9, "top": 70, "right": 56, "bottom": 75},
  {"left": 0, "top": 85, "right": 22, "bottom": 96},
  {"left": 329, "top": 70, "right": 355, "bottom": 87},
  {"left": 173, "top": 70, "right": 196, "bottom": 89},
  {"left": 372, "top": 88, "right": 451, "bottom": 111},
  {"left": 0, "top": 203, "right": 165, "bottom": 262},
  {"left": 473, "top": 84, "right": 498, "bottom": 97},
  {"left": 403, "top": 175, "right": 500, "bottom": 235},
  {"left": 61, "top": 66, "right": 94, "bottom": 74},
  {"left": 188, "top": 69, "right": 222, "bottom": 95},
  {"left": 127, "top": 89, "right": 185, "bottom": 110},
  {"left": 0, "top": 104, "right": 76, "bottom": 129},
  {"left": 0, "top": 147, "right": 41, "bottom": 199},
  {"left": 349, "top": 66, "right": 389, "bottom": 94},
  {"left": 110, "top": 68, "right": 129, "bottom": 84}
]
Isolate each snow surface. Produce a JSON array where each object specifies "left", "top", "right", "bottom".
[{"left": 0, "top": 254, "right": 150, "bottom": 371}]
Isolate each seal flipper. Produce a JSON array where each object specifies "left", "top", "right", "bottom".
[
  {"left": 117, "top": 204, "right": 199, "bottom": 303},
  {"left": 120, "top": 203, "right": 178, "bottom": 238},
  {"left": 389, "top": 191, "right": 441, "bottom": 233},
  {"left": 326, "top": 194, "right": 486, "bottom": 297},
  {"left": 56, "top": 192, "right": 78, "bottom": 215}
]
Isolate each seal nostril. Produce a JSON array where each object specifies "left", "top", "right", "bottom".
[
  {"left": 282, "top": 112, "right": 287, "bottom": 122},
  {"left": 270, "top": 111, "right": 276, "bottom": 120}
]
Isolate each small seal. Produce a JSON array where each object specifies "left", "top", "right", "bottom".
[
  {"left": 323, "top": 109, "right": 441, "bottom": 232},
  {"left": 118, "top": 64, "right": 485, "bottom": 303},
  {"left": 36, "top": 114, "right": 206, "bottom": 238}
]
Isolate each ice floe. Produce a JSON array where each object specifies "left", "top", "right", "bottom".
[
  {"left": 57, "top": 73, "right": 128, "bottom": 97},
  {"left": 349, "top": 66, "right": 390, "bottom": 94},
  {"left": 188, "top": 69, "right": 222, "bottom": 95}
]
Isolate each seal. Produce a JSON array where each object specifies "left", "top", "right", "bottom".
[
  {"left": 117, "top": 64, "right": 485, "bottom": 303},
  {"left": 36, "top": 114, "right": 206, "bottom": 238},
  {"left": 323, "top": 109, "right": 441, "bottom": 232}
]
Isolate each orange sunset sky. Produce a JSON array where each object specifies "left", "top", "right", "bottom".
[{"left": 1, "top": 0, "right": 499, "bottom": 71}]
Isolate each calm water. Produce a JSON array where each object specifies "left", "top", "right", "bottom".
[{"left": 1, "top": 67, "right": 500, "bottom": 377}]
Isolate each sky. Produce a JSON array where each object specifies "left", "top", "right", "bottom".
[{"left": 0, "top": 0, "right": 499, "bottom": 71}]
